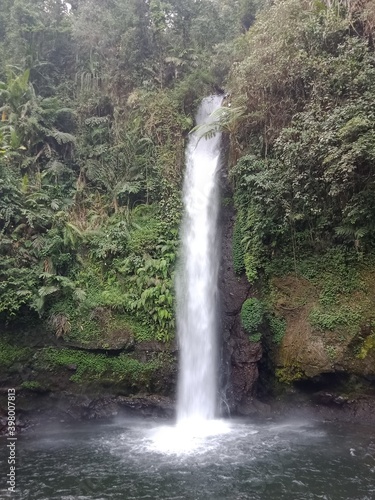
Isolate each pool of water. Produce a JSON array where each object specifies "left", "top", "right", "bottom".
[{"left": 1, "top": 416, "right": 375, "bottom": 499}]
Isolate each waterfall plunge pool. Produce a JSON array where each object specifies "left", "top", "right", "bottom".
[{"left": 1, "top": 416, "right": 375, "bottom": 499}]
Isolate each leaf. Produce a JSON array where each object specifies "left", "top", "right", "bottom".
[
  {"left": 74, "top": 288, "right": 87, "bottom": 302},
  {"left": 38, "top": 286, "right": 59, "bottom": 297}
]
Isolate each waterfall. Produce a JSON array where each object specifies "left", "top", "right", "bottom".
[{"left": 176, "top": 95, "right": 223, "bottom": 422}]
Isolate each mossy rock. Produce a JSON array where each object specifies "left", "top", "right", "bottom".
[
  {"left": 62, "top": 313, "right": 153, "bottom": 350},
  {"left": 268, "top": 254, "right": 375, "bottom": 383},
  {"left": 276, "top": 365, "right": 305, "bottom": 384},
  {"left": 64, "top": 328, "right": 135, "bottom": 351}
]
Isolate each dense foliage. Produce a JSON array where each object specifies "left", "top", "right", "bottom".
[
  {"left": 1, "top": 0, "right": 375, "bottom": 357},
  {"left": 228, "top": 0, "right": 375, "bottom": 282},
  {"left": 0, "top": 0, "right": 265, "bottom": 342},
  {"left": 240, "top": 297, "right": 264, "bottom": 342}
]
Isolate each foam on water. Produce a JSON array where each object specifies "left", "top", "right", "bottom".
[
  {"left": 148, "top": 419, "right": 231, "bottom": 454},
  {"left": 7, "top": 417, "right": 375, "bottom": 499}
]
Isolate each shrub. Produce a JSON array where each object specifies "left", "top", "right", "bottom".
[
  {"left": 249, "top": 332, "right": 262, "bottom": 342},
  {"left": 268, "top": 314, "right": 286, "bottom": 344},
  {"left": 36, "top": 347, "right": 161, "bottom": 384},
  {"left": 240, "top": 297, "right": 264, "bottom": 335}
]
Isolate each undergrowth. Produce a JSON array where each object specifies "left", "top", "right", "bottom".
[
  {"left": 0, "top": 340, "right": 31, "bottom": 368},
  {"left": 36, "top": 347, "right": 161, "bottom": 384}
]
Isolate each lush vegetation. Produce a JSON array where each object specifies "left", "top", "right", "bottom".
[
  {"left": 0, "top": 0, "right": 264, "bottom": 343},
  {"left": 1, "top": 0, "right": 375, "bottom": 390},
  {"left": 37, "top": 346, "right": 163, "bottom": 385},
  {"left": 0, "top": 339, "right": 31, "bottom": 368},
  {"left": 229, "top": 0, "right": 375, "bottom": 279},
  {"left": 240, "top": 297, "right": 264, "bottom": 342},
  {"left": 225, "top": 0, "right": 375, "bottom": 377},
  {"left": 0, "top": 337, "right": 170, "bottom": 391}
]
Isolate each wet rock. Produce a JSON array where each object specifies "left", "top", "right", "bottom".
[
  {"left": 270, "top": 389, "right": 375, "bottom": 425},
  {"left": 313, "top": 392, "right": 352, "bottom": 407},
  {"left": 231, "top": 338, "right": 262, "bottom": 366},
  {"left": 117, "top": 395, "right": 175, "bottom": 418},
  {"left": 237, "top": 397, "right": 271, "bottom": 417},
  {"left": 64, "top": 334, "right": 135, "bottom": 351},
  {"left": 134, "top": 341, "right": 169, "bottom": 353},
  {"left": 48, "top": 393, "right": 175, "bottom": 421},
  {"left": 82, "top": 398, "right": 119, "bottom": 420},
  {"left": 218, "top": 172, "right": 262, "bottom": 413},
  {"left": 0, "top": 413, "right": 7, "bottom": 435}
]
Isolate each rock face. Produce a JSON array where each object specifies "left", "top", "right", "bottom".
[
  {"left": 218, "top": 170, "right": 262, "bottom": 414},
  {"left": 270, "top": 275, "right": 375, "bottom": 381}
]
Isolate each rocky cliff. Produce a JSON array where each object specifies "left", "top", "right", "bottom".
[{"left": 218, "top": 166, "right": 263, "bottom": 415}]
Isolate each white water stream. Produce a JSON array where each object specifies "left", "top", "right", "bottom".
[{"left": 176, "top": 95, "right": 223, "bottom": 423}]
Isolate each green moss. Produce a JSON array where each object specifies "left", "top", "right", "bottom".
[
  {"left": 20, "top": 380, "right": 41, "bottom": 390},
  {"left": 276, "top": 365, "right": 304, "bottom": 384},
  {"left": 36, "top": 347, "right": 160, "bottom": 384},
  {"left": 0, "top": 340, "right": 31, "bottom": 368},
  {"left": 357, "top": 335, "right": 375, "bottom": 359}
]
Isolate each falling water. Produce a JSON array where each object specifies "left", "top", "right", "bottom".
[{"left": 176, "top": 95, "right": 223, "bottom": 422}]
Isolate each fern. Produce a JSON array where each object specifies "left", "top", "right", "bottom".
[{"left": 50, "top": 130, "right": 76, "bottom": 145}]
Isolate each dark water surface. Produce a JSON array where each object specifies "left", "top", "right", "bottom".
[{"left": 1, "top": 417, "right": 375, "bottom": 499}]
